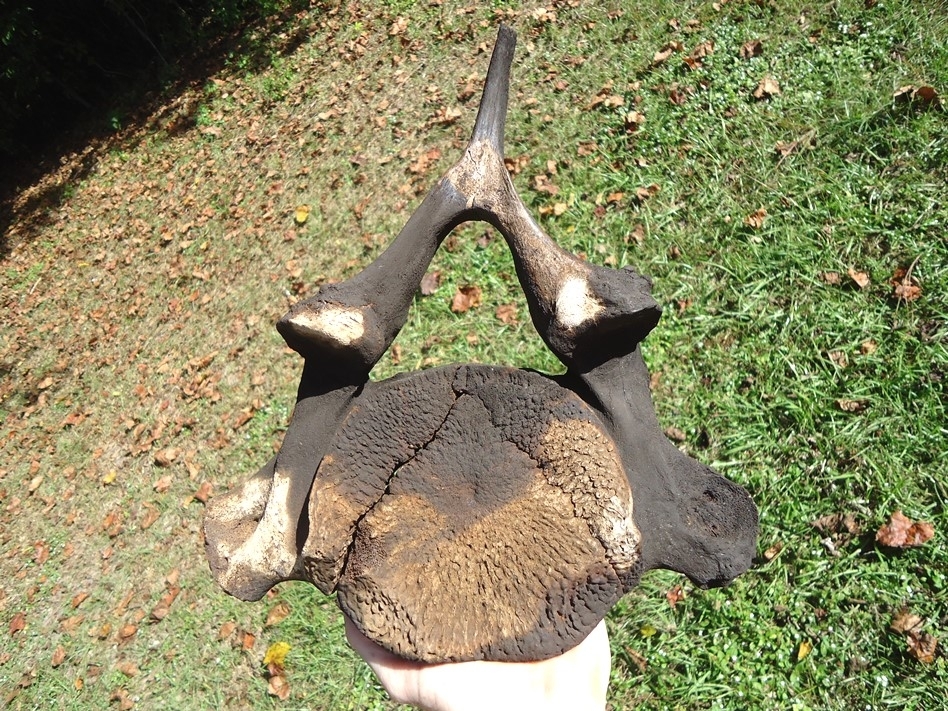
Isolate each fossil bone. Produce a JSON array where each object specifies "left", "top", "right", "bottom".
[{"left": 204, "top": 25, "right": 758, "bottom": 663}]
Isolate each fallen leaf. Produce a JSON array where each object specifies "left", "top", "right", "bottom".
[
  {"left": 101, "top": 470, "right": 117, "bottom": 485},
  {"left": 420, "top": 271, "right": 441, "bottom": 296},
  {"left": 876, "top": 510, "right": 935, "bottom": 548},
  {"left": 664, "top": 426, "right": 686, "bottom": 443},
  {"left": 762, "top": 541, "right": 783, "bottom": 561},
  {"left": 242, "top": 632, "right": 256, "bottom": 650},
  {"left": 9, "top": 612, "right": 26, "bottom": 635},
  {"left": 116, "top": 661, "right": 139, "bottom": 677},
  {"left": 118, "top": 624, "right": 137, "bottom": 642},
  {"left": 267, "top": 672, "right": 291, "bottom": 700},
  {"left": 796, "top": 639, "right": 813, "bottom": 661},
  {"left": 753, "top": 76, "right": 781, "bottom": 99},
  {"left": 51, "top": 646, "right": 66, "bottom": 667},
  {"left": 218, "top": 621, "right": 237, "bottom": 640},
  {"left": 836, "top": 398, "right": 869, "bottom": 413},
  {"left": 266, "top": 601, "right": 291, "bottom": 627},
  {"left": 860, "top": 340, "right": 878, "bottom": 356},
  {"left": 894, "top": 84, "right": 941, "bottom": 108},
  {"left": 828, "top": 350, "right": 849, "bottom": 368},
  {"left": 532, "top": 174, "right": 560, "bottom": 196},
  {"left": 110, "top": 688, "right": 134, "bottom": 710},
  {"left": 150, "top": 586, "right": 180, "bottom": 622},
  {"left": 652, "top": 41, "right": 684, "bottom": 66},
  {"left": 634, "top": 184, "right": 661, "bottom": 202},
  {"left": 739, "top": 39, "right": 763, "bottom": 59},
  {"left": 811, "top": 513, "right": 860, "bottom": 536},
  {"left": 689, "top": 40, "right": 714, "bottom": 60},
  {"left": 495, "top": 303, "right": 519, "bottom": 325},
  {"left": 153, "top": 475, "right": 172, "bottom": 493},
  {"left": 623, "top": 646, "right": 648, "bottom": 673},
  {"left": 668, "top": 88, "right": 688, "bottom": 106},
  {"left": 28, "top": 474, "right": 44, "bottom": 493},
  {"left": 194, "top": 481, "right": 213, "bottom": 504},
  {"left": 906, "top": 629, "right": 938, "bottom": 664},
  {"left": 154, "top": 447, "right": 179, "bottom": 467},
  {"left": 891, "top": 608, "right": 923, "bottom": 634},
  {"left": 666, "top": 584, "right": 685, "bottom": 608},
  {"left": 141, "top": 504, "right": 161, "bottom": 531},
  {"left": 820, "top": 271, "right": 841, "bottom": 285},
  {"left": 451, "top": 285, "right": 482, "bottom": 314},
  {"left": 743, "top": 207, "right": 767, "bottom": 229},
  {"left": 626, "top": 224, "right": 646, "bottom": 245},
  {"left": 389, "top": 16, "right": 408, "bottom": 36},
  {"left": 890, "top": 259, "right": 922, "bottom": 303},
  {"left": 847, "top": 268, "right": 870, "bottom": 289}
]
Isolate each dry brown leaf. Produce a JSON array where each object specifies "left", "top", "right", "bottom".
[
  {"left": 150, "top": 586, "right": 180, "bottom": 622},
  {"left": 894, "top": 84, "right": 941, "bottom": 108},
  {"left": 753, "top": 76, "right": 781, "bottom": 99},
  {"left": 268, "top": 672, "right": 291, "bottom": 700},
  {"left": 763, "top": 541, "right": 783, "bottom": 561},
  {"left": 890, "top": 260, "right": 922, "bottom": 303},
  {"left": 891, "top": 608, "right": 923, "bottom": 634},
  {"left": 820, "top": 271, "right": 841, "bottom": 285},
  {"left": 153, "top": 475, "right": 172, "bottom": 493},
  {"left": 666, "top": 584, "right": 685, "bottom": 608},
  {"left": 669, "top": 88, "right": 688, "bottom": 106},
  {"left": 689, "top": 40, "right": 714, "bottom": 59},
  {"left": 847, "top": 268, "right": 870, "bottom": 289},
  {"left": 194, "top": 481, "right": 213, "bottom": 504},
  {"left": 495, "top": 303, "right": 519, "bottom": 325},
  {"left": 389, "top": 16, "right": 408, "bottom": 36},
  {"left": 118, "top": 624, "right": 137, "bottom": 643},
  {"left": 739, "top": 39, "right": 763, "bottom": 59},
  {"left": 626, "top": 224, "right": 646, "bottom": 245},
  {"left": 624, "top": 111, "right": 646, "bottom": 132},
  {"left": 110, "top": 688, "right": 134, "bottom": 710},
  {"left": 140, "top": 505, "right": 160, "bottom": 531},
  {"left": 876, "top": 510, "right": 935, "bottom": 548},
  {"left": 420, "top": 271, "right": 441, "bottom": 296},
  {"left": 116, "top": 661, "right": 139, "bottom": 677},
  {"left": 664, "top": 426, "right": 686, "bottom": 443},
  {"left": 836, "top": 398, "right": 869, "bottom": 413},
  {"left": 634, "top": 184, "right": 661, "bottom": 202},
  {"left": 744, "top": 207, "right": 767, "bottom": 229},
  {"left": 811, "top": 513, "right": 860, "bottom": 536},
  {"left": 532, "top": 174, "right": 560, "bottom": 196},
  {"left": 51, "top": 646, "right": 66, "bottom": 668},
  {"left": 906, "top": 630, "right": 938, "bottom": 664},
  {"left": 451, "top": 285, "right": 482, "bottom": 314},
  {"left": 623, "top": 645, "right": 648, "bottom": 673},
  {"left": 652, "top": 41, "right": 684, "bottom": 66},
  {"left": 860, "top": 339, "right": 878, "bottom": 356},
  {"left": 9, "top": 612, "right": 25, "bottom": 636},
  {"left": 154, "top": 447, "right": 179, "bottom": 467},
  {"left": 266, "top": 601, "right": 291, "bottom": 627},
  {"left": 218, "top": 621, "right": 237, "bottom": 641},
  {"left": 242, "top": 631, "right": 256, "bottom": 650}
]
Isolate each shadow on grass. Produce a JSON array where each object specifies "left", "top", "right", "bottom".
[{"left": 0, "top": 1, "right": 320, "bottom": 260}]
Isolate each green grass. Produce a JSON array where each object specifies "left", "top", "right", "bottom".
[{"left": 1, "top": 1, "right": 946, "bottom": 709}]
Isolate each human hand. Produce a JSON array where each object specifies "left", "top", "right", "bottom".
[{"left": 345, "top": 616, "right": 610, "bottom": 711}]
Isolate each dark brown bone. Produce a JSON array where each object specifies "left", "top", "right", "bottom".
[{"left": 204, "top": 25, "right": 758, "bottom": 662}]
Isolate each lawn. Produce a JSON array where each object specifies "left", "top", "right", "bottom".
[{"left": 1, "top": 1, "right": 946, "bottom": 709}]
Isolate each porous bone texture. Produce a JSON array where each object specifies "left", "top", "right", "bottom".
[{"left": 301, "top": 364, "right": 642, "bottom": 662}]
